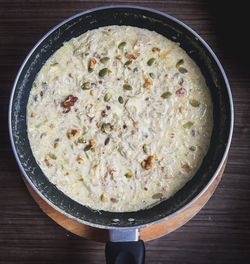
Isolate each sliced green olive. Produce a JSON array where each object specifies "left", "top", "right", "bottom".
[
  {"left": 99, "top": 68, "right": 109, "bottom": 77},
  {"left": 161, "top": 92, "right": 172, "bottom": 99},
  {"left": 143, "top": 144, "right": 148, "bottom": 154},
  {"left": 124, "top": 60, "right": 132, "bottom": 66},
  {"left": 123, "top": 84, "right": 132, "bottom": 91},
  {"left": 125, "top": 171, "right": 134, "bottom": 178},
  {"left": 118, "top": 96, "right": 124, "bottom": 104},
  {"left": 152, "top": 193, "right": 163, "bottom": 199},
  {"left": 118, "top": 41, "right": 126, "bottom": 49},
  {"left": 176, "top": 59, "right": 184, "bottom": 68},
  {"left": 183, "top": 121, "right": 194, "bottom": 129},
  {"left": 149, "top": 72, "right": 155, "bottom": 79},
  {"left": 189, "top": 99, "right": 200, "bottom": 107},
  {"left": 100, "top": 57, "right": 110, "bottom": 63},
  {"left": 104, "top": 93, "right": 112, "bottom": 102},
  {"left": 81, "top": 81, "right": 91, "bottom": 90},
  {"left": 101, "top": 123, "right": 112, "bottom": 134},
  {"left": 48, "top": 153, "right": 57, "bottom": 160},
  {"left": 178, "top": 67, "right": 188, "bottom": 74},
  {"left": 147, "top": 58, "right": 156, "bottom": 66}
]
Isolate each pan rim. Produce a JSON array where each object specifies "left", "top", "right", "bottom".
[{"left": 8, "top": 4, "right": 234, "bottom": 230}]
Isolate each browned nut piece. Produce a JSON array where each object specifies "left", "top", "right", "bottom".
[
  {"left": 143, "top": 77, "right": 153, "bottom": 89},
  {"left": 176, "top": 87, "right": 187, "bottom": 97},
  {"left": 178, "top": 106, "right": 184, "bottom": 113},
  {"left": 62, "top": 95, "right": 78, "bottom": 113},
  {"left": 182, "top": 163, "right": 192, "bottom": 173},
  {"left": 88, "top": 58, "right": 97, "bottom": 72},
  {"left": 89, "top": 139, "right": 96, "bottom": 152},
  {"left": 142, "top": 155, "right": 156, "bottom": 170},
  {"left": 152, "top": 47, "right": 161, "bottom": 52},
  {"left": 125, "top": 51, "right": 140, "bottom": 60},
  {"left": 67, "top": 129, "right": 80, "bottom": 139},
  {"left": 44, "top": 158, "right": 51, "bottom": 168},
  {"left": 76, "top": 156, "right": 84, "bottom": 164},
  {"left": 115, "top": 55, "right": 122, "bottom": 60}
]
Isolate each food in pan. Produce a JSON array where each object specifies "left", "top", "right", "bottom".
[{"left": 27, "top": 26, "right": 213, "bottom": 212}]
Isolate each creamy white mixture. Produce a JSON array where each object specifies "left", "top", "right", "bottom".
[{"left": 27, "top": 26, "right": 213, "bottom": 212}]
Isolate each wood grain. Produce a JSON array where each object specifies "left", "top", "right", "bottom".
[
  {"left": 0, "top": 1, "right": 250, "bottom": 263},
  {"left": 25, "top": 163, "right": 224, "bottom": 243}
]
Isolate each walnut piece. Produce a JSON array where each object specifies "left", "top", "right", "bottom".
[
  {"left": 152, "top": 47, "right": 161, "bottom": 52},
  {"left": 125, "top": 51, "right": 140, "bottom": 60},
  {"left": 62, "top": 95, "right": 78, "bottom": 113},
  {"left": 176, "top": 87, "right": 187, "bottom": 97}
]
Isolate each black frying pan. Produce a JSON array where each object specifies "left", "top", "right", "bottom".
[{"left": 9, "top": 5, "right": 233, "bottom": 264}]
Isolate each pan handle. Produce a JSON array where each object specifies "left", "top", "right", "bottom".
[{"left": 105, "top": 229, "right": 145, "bottom": 264}]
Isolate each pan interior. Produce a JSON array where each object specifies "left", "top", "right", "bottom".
[{"left": 10, "top": 6, "right": 232, "bottom": 228}]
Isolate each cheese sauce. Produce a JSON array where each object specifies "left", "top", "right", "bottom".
[{"left": 27, "top": 26, "right": 213, "bottom": 212}]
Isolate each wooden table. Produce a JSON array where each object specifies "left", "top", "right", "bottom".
[{"left": 0, "top": 1, "right": 249, "bottom": 263}]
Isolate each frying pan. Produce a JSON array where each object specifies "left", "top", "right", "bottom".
[{"left": 9, "top": 5, "right": 233, "bottom": 264}]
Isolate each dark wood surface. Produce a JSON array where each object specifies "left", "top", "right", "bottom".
[{"left": 0, "top": 1, "right": 249, "bottom": 263}]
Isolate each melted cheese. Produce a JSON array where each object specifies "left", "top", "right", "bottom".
[{"left": 27, "top": 26, "right": 213, "bottom": 212}]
